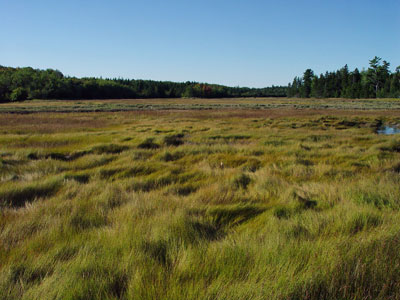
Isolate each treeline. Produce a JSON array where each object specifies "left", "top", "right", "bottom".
[
  {"left": 0, "top": 66, "right": 287, "bottom": 102},
  {"left": 288, "top": 57, "right": 400, "bottom": 98}
]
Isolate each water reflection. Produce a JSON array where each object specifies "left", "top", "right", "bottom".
[{"left": 377, "top": 126, "right": 400, "bottom": 135}]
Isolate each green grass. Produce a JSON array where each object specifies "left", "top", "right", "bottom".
[
  {"left": 1, "top": 103, "right": 400, "bottom": 299},
  {"left": 0, "top": 177, "right": 62, "bottom": 207}
]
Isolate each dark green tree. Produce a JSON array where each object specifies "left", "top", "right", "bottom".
[
  {"left": 289, "top": 57, "right": 396, "bottom": 99},
  {"left": 10, "top": 87, "right": 28, "bottom": 101},
  {"left": 301, "top": 69, "right": 314, "bottom": 98},
  {"left": 367, "top": 56, "right": 390, "bottom": 97},
  {"left": 390, "top": 66, "right": 400, "bottom": 97}
]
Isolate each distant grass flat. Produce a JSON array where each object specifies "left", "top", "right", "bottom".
[
  {"left": 1, "top": 100, "right": 400, "bottom": 299},
  {"left": 2, "top": 97, "right": 400, "bottom": 113}
]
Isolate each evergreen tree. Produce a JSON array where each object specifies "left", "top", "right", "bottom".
[
  {"left": 288, "top": 57, "right": 397, "bottom": 99},
  {"left": 340, "top": 65, "right": 350, "bottom": 97},
  {"left": 390, "top": 67, "right": 400, "bottom": 98},
  {"left": 349, "top": 68, "right": 362, "bottom": 98},
  {"left": 301, "top": 69, "right": 314, "bottom": 98},
  {"left": 288, "top": 76, "right": 301, "bottom": 97},
  {"left": 367, "top": 56, "right": 390, "bottom": 97}
]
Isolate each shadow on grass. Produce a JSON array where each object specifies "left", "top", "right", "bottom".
[
  {"left": 206, "top": 204, "right": 266, "bottom": 229},
  {"left": 0, "top": 178, "right": 62, "bottom": 208}
]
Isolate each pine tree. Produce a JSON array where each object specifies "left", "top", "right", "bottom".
[
  {"left": 340, "top": 65, "right": 350, "bottom": 97},
  {"left": 390, "top": 67, "right": 400, "bottom": 98},
  {"left": 301, "top": 69, "right": 314, "bottom": 98},
  {"left": 349, "top": 68, "right": 362, "bottom": 98},
  {"left": 367, "top": 56, "right": 391, "bottom": 97}
]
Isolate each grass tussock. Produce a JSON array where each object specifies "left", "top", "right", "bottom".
[
  {"left": 163, "top": 133, "right": 185, "bottom": 146},
  {"left": 137, "top": 138, "right": 160, "bottom": 149},
  {"left": 89, "top": 143, "right": 130, "bottom": 154},
  {"left": 207, "top": 204, "right": 266, "bottom": 229},
  {"left": 0, "top": 177, "right": 62, "bottom": 207},
  {"left": 64, "top": 173, "right": 90, "bottom": 184}
]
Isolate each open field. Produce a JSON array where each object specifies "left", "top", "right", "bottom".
[
  {"left": 2, "top": 97, "right": 400, "bottom": 113},
  {"left": 1, "top": 99, "right": 400, "bottom": 299}
]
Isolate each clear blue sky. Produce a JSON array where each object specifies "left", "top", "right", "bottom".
[{"left": 1, "top": 0, "right": 399, "bottom": 87}]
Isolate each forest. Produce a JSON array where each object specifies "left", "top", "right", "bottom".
[
  {"left": 1, "top": 57, "right": 399, "bottom": 103},
  {"left": 288, "top": 57, "right": 400, "bottom": 98},
  {"left": 0, "top": 66, "right": 287, "bottom": 102}
]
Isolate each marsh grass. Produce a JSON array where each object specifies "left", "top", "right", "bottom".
[
  {"left": 0, "top": 177, "right": 62, "bottom": 207},
  {"left": 1, "top": 106, "right": 400, "bottom": 299},
  {"left": 163, "top": 133, "right": 185, "bottom": 146},
  {"left": 137, "top": 138, "right": 160, "bottom": 149}
]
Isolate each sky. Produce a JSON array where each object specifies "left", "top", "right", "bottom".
[{"left": 0, "top": 0, "right": 399, "bottom": 88}]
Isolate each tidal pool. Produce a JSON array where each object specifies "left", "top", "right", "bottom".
[{"left": 377, "top": 126, "right": 400, "bottom": 135}]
